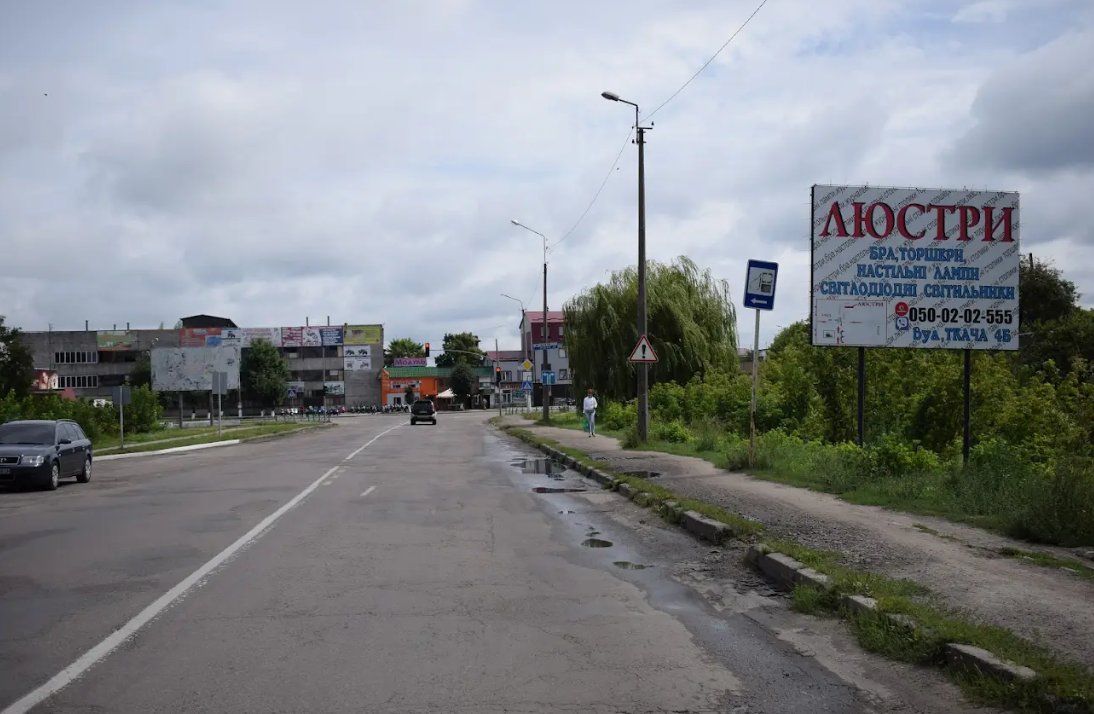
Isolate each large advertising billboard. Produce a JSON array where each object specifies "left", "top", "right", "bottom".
[
  {"left": 344, "top": 345, "right": 372, "bottom": 371},
  {"left": 97, "top": 330, "right": 136, "bottom": 351},
  {"left": 344, "top": 324, "right": 382, "bottom": 345},
  {"left": 811, "top": 185, "right": 1020, "bottom": 351},
  {"left": 151, "top": 347, "right": 241, "bottom": 391},
  {"left": 241, "top": 327, "right": 282, "bottom": 347},
  {"left": 319, "top": 327, "right": 343, "bottom": 346}
]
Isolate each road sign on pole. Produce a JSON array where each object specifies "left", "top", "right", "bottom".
[
  {"left": 744, "top": 259, "right": 779, "bottom": 310},
  {"left": 541, "top": 371, "right": 556, "bottom": 385},
  {"left": 627, "top": 335, "right": 658, "bottom": 363},
  {"left": 521, "top": 359, "right": 533, "bottom": 371},
  {"left": 521, "top": 380, "right": 533, "bottom": 392}
]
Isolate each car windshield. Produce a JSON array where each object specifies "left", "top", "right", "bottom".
[{"left": 0, "top": 423, "right": 55, "bottom": 445}]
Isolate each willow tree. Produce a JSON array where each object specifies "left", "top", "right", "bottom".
[{"left": 563, "top": 256, "right": 737, "bottom": 400}]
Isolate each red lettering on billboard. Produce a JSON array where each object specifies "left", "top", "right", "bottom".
[
  {"left": 958, "top": 206, "right": 980, "bottom": 241},
  {"left": 929, "top": 204, "right": 957, "bottom": 240},
  {"left": 820, "top": 202, "right": 849, "bottom": 237},
  {"left": 983, "top": 206, "right": 1016, "bottom": 242},
  {"left": 865, "top": 202, "right": 894, "bottom": 239},
  {"left": 897, "top": 203, "right": 926, "bottom": 239}
]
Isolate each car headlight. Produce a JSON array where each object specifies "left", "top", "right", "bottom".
[{"left": 23, "top": 455, "right": 45, "bottom": 467}]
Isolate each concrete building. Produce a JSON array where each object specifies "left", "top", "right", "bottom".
[
  {"left": 380, "top": 366, "right": 494, "bottom": 408},
  {"left": 520, "top": 311, "right": 572, "bottom": 403},
  {"left": 19, "top": 317, "right": 385, "bottom": 412},
  {"left": 485, "top": 349, "right": 529, "bottom": 406}
]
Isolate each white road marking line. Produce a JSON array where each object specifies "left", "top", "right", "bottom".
[
  {"left": 322, "top": 481, "right": 333, "bottom": 486},
  {"left": 360, "top": 485, "right": 376, "bottom": 498},
  {"left": 1, "top": 424, "right": 404, "bottom": 714},
  {"left": 343, "top": 423, "right": 403, "bottom": 461}
]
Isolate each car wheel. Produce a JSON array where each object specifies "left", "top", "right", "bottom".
[
  {"left": 77, "top": 457, "right": 92, "bottom": 484},
  {"left": 43, "top": 462, "right": 59, "bottom": 491},
  {"left": 410, "top": 419, "right": 416, "bottom": 425}
]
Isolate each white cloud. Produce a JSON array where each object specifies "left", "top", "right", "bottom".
[{"left": 0, "top": 0, "right": 1091, "bottom": 353}]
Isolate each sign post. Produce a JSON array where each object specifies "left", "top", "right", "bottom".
[
  {"left": 744, "top": 260, "right": 779, "bottom": 467},
  {"left": 212, "top": 372, "right": 229, "bottom": 436},
  {"left": 112, "top": 385, "right": 132, "bottom": 451}
]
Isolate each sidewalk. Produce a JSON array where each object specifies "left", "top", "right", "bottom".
[{"left": 506, "top": 417, "right": 1094, "bottom": 670}]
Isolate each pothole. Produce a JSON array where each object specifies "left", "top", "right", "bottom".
[
  {"left": 515, "top": 458, "right": 567, "bottom": 476},
  {"left": 613, "top": 561, "right": 650, "bottom": 570},
  {"left": 622, "top": 470, "right": 663, "bottom": 479},
  {"left": 582, "top": 538, "right": 613, "bottom": 548}
]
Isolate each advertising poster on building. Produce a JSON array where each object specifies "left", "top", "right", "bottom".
[
  {"left": 33, "top": 370, "right": 59, "bottom": 391},
  {"left": 151, "top": 346, "right": 241, "bottom": 391},
  {"left": 323, "top": 381, "right": 345, "bottom": 396},
  {"left": 241, "top": 327, "right": 282, "bottom": 347},
  {"left": 343, "top": 346, "right": 371, "bottom": 359},
  {"left": 178, "top": 328, "right": 220, "bottom": 347},
  {"left": 319, "top": 327, "right": 343, "bottom": 346},
  {"left": 281, "top": 326, "right": 304, "bottom": 347},
  {"left": 811, "top": 184, "right": 1020, "bottom": 350},
  {"left": 344, "top": 357, "right": 372, "bottom": 371},
  {"left": 344, "top": 324, "right": 382, "bottom": 345},
  {"left": 302, "top": 327, "right": 322, "bottom": 346},
  {"left": 97, "top": 330, "right": 137, "bottom": 350}
]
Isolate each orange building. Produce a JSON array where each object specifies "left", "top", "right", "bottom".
[{"left": 380, "top": 366, "right": 493, "bottom": 407}]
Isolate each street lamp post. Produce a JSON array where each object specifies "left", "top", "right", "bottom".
[
  {"left": 501, "top": 293, "right": 532, "bottom": 410},
  {"left": 510, "top": 220, "right": 550, "bottom": 423},
  {"left": 602, "top": 90, "right": 650, "bottom": 442}
]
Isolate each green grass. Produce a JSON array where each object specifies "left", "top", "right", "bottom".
[
  {"left": 99, "top": 422, "right": 326, "bottom": 454},
  {"left": 997, "top": 547, "right": 1094, "bottom": 583},
  {"left": 763, "top": 537, "right": 1094, "bottom": 712}
]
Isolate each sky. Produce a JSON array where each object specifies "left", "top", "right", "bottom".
[{"left": 2, "top": 0, "right": 1093, "bottom": 351}]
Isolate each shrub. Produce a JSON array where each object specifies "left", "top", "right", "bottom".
[
  {"left": 1009, "top": 457, "right": 1094, "bottom": 546},
  {"left": 654, "top": 419, "right": 690, "bottom": 444},
  {"left": 600, "top": 401, "right": 636, "bottom": 431}
]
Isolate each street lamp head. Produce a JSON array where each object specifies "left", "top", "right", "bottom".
[
  {"left": 601, "top": 91, "right": 620, "bottom": 102},
  {"left": 510, "top": 219, "right": 521, "bottom": 226}
]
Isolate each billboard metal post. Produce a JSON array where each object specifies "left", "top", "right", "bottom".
[
  {"left": 178, "top": 393, "right": 183, "bottom": 428},
  {"left": 119, "top": 394, "right": 125, "bottom": 451},
  {"left": 857, "top": 347, "right": 866, "bottom": 447},
  {"left": 963, "top": 349, "right": 972, "bottom": 464}
]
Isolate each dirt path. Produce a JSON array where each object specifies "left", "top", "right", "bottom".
[{"left": 512, "top": 419, "right": 1094, "bottom": 670}]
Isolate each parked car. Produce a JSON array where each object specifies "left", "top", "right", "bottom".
[
  {"left": 0, "top": 419, "right": 93, "bottom": 491},
  {"left": 410, "top": 399, "right": 437, "bottom": 426}
]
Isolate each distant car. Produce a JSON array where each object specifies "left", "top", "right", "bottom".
[
  {"left": 0, "top": 419, "right": 93, "bottom": 491},
  {"left": 410, "top": 399, "right": 437, "bottom": 426}
]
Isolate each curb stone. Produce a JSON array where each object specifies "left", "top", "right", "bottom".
[
  {"left": 680, "top": 511, "right": 731, "bottom": 544},
  {"left": 943, "top": 643, "right": 1038, "bottom": 685},
  {"left": 755, "top": 551, "right": 832, "bottom": 591},
  {"left": 633, "top": 492, "right": 654, "bottom": 507},
  {"left": 618, "top": 483, "right": 637, "bottom": 500},
  {"left": 842, "top": 594, "right": 879, "bottom": 616}
]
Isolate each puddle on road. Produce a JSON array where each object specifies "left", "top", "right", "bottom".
[
  {"left": 613, "top": 561, "right": 650, "bottom": 570},
  {"left": 532, "top": 487, "right": 587, "bottom": 494},
  {"left": 582, "top": 538, "right": 613, "bottom": 548},
  {"left": 558, "top": 510, "right": 575, "bottom": 514},
  {"left": 623, "top": 470, "right": 663, "bottom": 479},
  {"left": 514, "top": 458, "right": 567, "bottom": 476}
]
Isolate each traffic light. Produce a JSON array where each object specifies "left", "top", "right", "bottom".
[
  {"left": 423, "top": 342, "right": 430, "bottom": 357},
  {"left": 495, "top": 366, "right": 502, "bottom": 385}
]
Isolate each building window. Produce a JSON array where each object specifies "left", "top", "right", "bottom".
[
  {"left": 60, "top": 375, "right": 99, "bottom": 389},
  {"left": 558, "top": 325, "right": 564, "bottom": 336},
  {"left": 503, "top": 370, "right": 513, "bottom": 382},
  {"left": 559, "top": 369, "right": 569, "bottom": 381},
  {"left": 558, "top": 348, "right": 566, "bottom": 358}
]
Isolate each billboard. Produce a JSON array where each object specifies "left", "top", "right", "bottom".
[
  {"left": 241, "top": 327, "right": 282, "bottom": 347},
  {"left": 151, "top": 346, "right": 241, "bottom": 391},
  {"left": 323, "top": 381, "right": 345, "bottom": 396},
  {"left": 811, "top": 185, "right": 1020, "bottom": 350},
  {"left": 179, "top": 328, "right": 221, "bottom": 347},
  {"left": 393, "top": 357, "right": 428, "bottom": 367},
  {"left": 319, "top": 327, "right": 343, "bottom": 346},
  {"left": 344, "top": 345, "right": 372, "bottom": 371},
  {"left": 302, "top": 327, "right": 322, "bottom": 347},
  {"left": 281, "top": 326, "right": 304, "bottom": 347},
  {"left": 97, "top": 330, "right": 136, "bottom": 350},
  {"left": 344, "top": 324, "right": 382, "bottom": 345},
  {"left": 33, "top": 370, "right": 59, "bottom": 391}
]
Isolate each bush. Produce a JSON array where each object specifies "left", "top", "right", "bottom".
[
  {"left": 600, "top": 401, "right": 636, "bottom": 431},
  {"left": 1009, "top": 457, "right": 1094, "bottom": 546},
  {"left": 654, "top": 419, "right": 690, "bottom": 444}
]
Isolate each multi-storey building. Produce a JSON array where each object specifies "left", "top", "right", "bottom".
[
  {"left": 519, "top": 310, "right": 571, "bottom": 403},
  {"left": 19, "top": 315, "right": 384, "bottom": 412}
]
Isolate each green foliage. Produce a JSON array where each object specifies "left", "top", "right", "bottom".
[
  {"left": 434, "top": 332, "right": 485, "bottom": 367},
  {"left": 129, "top": 351, "right": 152, "bottom": 389},
  {"left": 241, "top": 339, "right": 289, "bottom": 408},
  {"left": 653, "top": 419, "right": 690, "bottom": 443},
  {"left": 385, "top": 337, "right": 425, "bottom": 366},
  {"left": 449, "top": 363, "right": 476, "bottom": 401},
  {"left": 563, "top": 256, "right": 737, "bottom": 401},
  {"left": 0, "top": 388, "right": 165, "bottom": 441},
  {"left": 123, "top": 385, "right": 165, "bottom": 433},
  {"left": 1018, "top": 258, "right": 1078, "bottom": 327},
  {"left": 0, "top": 317, "right": 35, "bottom": 399}
]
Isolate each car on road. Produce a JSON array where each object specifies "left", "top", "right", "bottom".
[
  {"left": 0, "top": 419, "right": 93, "bottom": 491},
  {"left": 410, "top": 399, "right": 437, "bottom": 426}
]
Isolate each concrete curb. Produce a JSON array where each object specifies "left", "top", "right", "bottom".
[
  {"left": 944, "top": 643, "right": 1038, "bottom": 684},
  {"left": 98, "top": 439, "right": 242, "bottom": 460},
  {"left": 617, "top": 483, "right": 637, "bottom": 500},
  {"left": 680, "top": 510, "right": 732, "bottom": 544}
]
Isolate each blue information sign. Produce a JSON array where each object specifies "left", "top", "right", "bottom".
[
  {"left": 541, "top": 371, "right": 556, "bottom": 385},
  {"left": 744, "top": 259, "right": 779, "bottom": 310}
]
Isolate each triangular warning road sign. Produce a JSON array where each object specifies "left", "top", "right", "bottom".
[{"left": 628, "top": 334, "right": 658, "bottom": 363}]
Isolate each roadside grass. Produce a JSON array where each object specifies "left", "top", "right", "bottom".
[
  {"left": 499, "top": 418, "right": 1094, "bottom": 712},
  {"left": 773, "top": 539, "right": 1094, "bottom": 712},
  {"left": 997, "top": 547, "right": 1094, "bottom": 583},
  {"left": 98, "top": 422, "right": 325, "bottom": 454}
]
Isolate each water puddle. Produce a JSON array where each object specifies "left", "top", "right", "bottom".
[
  {"left": 515, "top": 458, "right": 567, "bottom": 476},
  {"left": 582, "top": 538, "right": 613, "bottom": 548},
  {"left": 532, "top": 487, "right": 587, "bottom": 494},
  {"left": 558, "top": 510, "right": 575, "bottom": 514},
  {"left": 623, "top": 470, "right": 662, "bottom": 479},
  {"left": 613, "top": 561, "right": 650, "bottom": 570}
]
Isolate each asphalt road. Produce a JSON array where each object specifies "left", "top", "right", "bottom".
[{"left": 0, "top": 413, "right": 986, "bottom": 713}]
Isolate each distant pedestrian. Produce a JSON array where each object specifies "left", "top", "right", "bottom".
[{"left": 583, "top": 388, "right": 598, "bottom": 437}]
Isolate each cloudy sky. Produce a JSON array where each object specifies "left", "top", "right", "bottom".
[{"left": 3, "top": 0, "right": 1093, "bottom": 351}]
